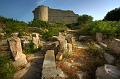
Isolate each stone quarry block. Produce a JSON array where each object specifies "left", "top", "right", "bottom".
[
  {"left": 67, "top": 43, "right": 72, "bottom": 54},
  {"left": 42, "top": 50, "right": 58, "bottom": 78},
  {"left": 8, "top": 35, "right": 28, "bottom": 68},
  {"left": 42, "top": 50, "right": 65, "bottom": 79},
  {"left": 108, "top": 39, "right": 120, "bottom": 54},
  {"left": 104, "top": 53, "right": 115, "bottom": 64},
  {"left": 57, "top": 33, "right": 68, "bottom": 53},
  {"left": 96, "top": 64, "right": 120, "bottom": 79},
  {"left": 56, "top": 53, "right": 63, "bottom": 61},
  {"left": 32, "top": 33, "right": 40, "bottom": 49},
  {"left": 96, "top": 33, "right": 103, "bottom": 42},
  {"left": 66, "top": 34, "right": 73, "bottom": 43}
]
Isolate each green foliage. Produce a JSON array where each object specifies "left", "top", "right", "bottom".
[
  {"left": 78, "top": 14, "right": 93, "bottom": 27},
  {"left": 0, "top": 16, "right": 28, "bottom": 37},
  {"left": 23, "top": 41, "right": 42, "bottom": 54},
  {"left": 41, "top": 23, "right": 67, "bottom": 40},
  {"left": 104, "top": 7, "right": 120, "bottom": 21},
  {"left": 81, "top": 21, "right": 120, "bottom": 36},
  {"left": 29, "top": 19, "right": 49, "bottom": 28},
  {"left": 23, "top": 41, "right": 35, "bottom": 54},
  {"left": 0, "top": 54, "right": 16, "bottom": 79},
  {"left": 29, "top": 20, "right": 67, "bottom": 40},
  {"left": 87, "top": 42, "right": 104, "bottom": 56},
  {"left": 0, "top": 16, "right": 67, "bottom": 40}
]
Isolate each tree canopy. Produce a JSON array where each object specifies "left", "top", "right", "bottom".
[
  {"left": 78, "top": 14, "right": 93, "bottom": 27},
  {"left": 103, "top": 7, "right": 120, "bottom": 21}
]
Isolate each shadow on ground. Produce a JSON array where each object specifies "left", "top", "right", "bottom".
[{"left": 21, "top": 49, "right": 46, "bottom": 79}]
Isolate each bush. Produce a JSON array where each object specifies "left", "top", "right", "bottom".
[
  {"left": 23, "top": 41, "right": 42, "bottom": 54},
  {"left": 80, "top": 21, "right": 120, "bottom": 36},
  {"left": 87, "top": 42, "right": 104, "bottom": 56},
  {"left": 24, "top": 41, "right": 34, "bottom": 54},
  {"left": 0, "top": 54, "right": 16, "bottom": 79}
]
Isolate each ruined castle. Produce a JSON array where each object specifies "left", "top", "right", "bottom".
[{"left": 33, "top": 5, "right": 79, "bottom": 24}]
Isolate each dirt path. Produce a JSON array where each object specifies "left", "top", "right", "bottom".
[
  {"left": 14, "top": 49, "right": 46, "bottom": 79},
  {"left": 22, "top": 53, "right": 44, "bottom": 79}
]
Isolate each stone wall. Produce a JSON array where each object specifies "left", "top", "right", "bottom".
[
  {"left": 33, "top": 5, "right": 79, "bottom": 24},
  {"left": 48, "top": 8, "right": 79, "bottom": 24}
]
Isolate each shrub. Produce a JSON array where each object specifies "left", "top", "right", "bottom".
[
  {"left": 87, "top": 42, "right": 104, "bottom": 56},
  {"left": 0, "top": 54, "right": 16, "bottom": 79},
  {"left": 23, "top": 41, "right": 34, "bottom": 54},
  {"left": 80, "top": 21, "right": 120, "bottom": 36},
  {"left": 23, "top": 41, "right": 42, "bottom": 54}
]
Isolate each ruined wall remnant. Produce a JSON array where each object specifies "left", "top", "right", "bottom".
[
  {"left": 8, "top": 33, "right": 28, "bottom": 68},
  {"left": 33, "top": 5, "right": 79, "bottom": 24}
]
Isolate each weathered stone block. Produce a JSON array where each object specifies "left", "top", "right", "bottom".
[
  {"left": 32, "top": 33, "right": 40, "bottom": 49},
  {"left": 96, "top": 33, "right": 103, "bottom": 42},
  {"left": 8, "top": 35, "right": 28, "bottom": 68},
  {"left": 96, "top": 64, "right": 120, "bottom": 79},
  {"left": 67, "top": 43, "right": 72, "bottom": 54}
]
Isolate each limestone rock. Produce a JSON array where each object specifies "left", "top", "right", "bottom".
[
  {"left": 56, "top": 67, "right": 67, "bottom": 78},
  {"left": 8, "top": 36, "right": 28, "bottom": 68},
  {"left": 67, "top": 43, "right": 72, "bottom": 54},
  {"left": 32, "top": 33, "right": 40, "bottom": 49},
  {"left": 96, "top": 33, "right": 102, "bottom": 42},
  {"left": 96, "top": 64, "right": 120, "bottom": 79},
  {"left": 104, "top": 53, "right": 115, "bottom": 64},
  {"left": 42, "top": 50, "right": 58, "bottom": 78},
  {"left": 76, "top": 71, "right": 88, "bottom": 79},
  {"left": 56, "top": 53, "right": 63, "bottom": 61},
  {"left": 66, "top": 34, "right": 73, "bottom": 43},
  {"left": 11, "top": 32, "right": 19, "bottom": 37},
  {"left": 79, "top": 35, "right": 90, "bottom": 41},
  {"left": 107, "top": 39, "right": 120, "bottom": 54}
]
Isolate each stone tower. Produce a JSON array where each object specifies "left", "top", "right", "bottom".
[{"left": 33, "top": 5, "right": 48, "bottom": 21}]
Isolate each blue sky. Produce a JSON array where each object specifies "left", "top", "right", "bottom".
[{"left": 0, "top": 0, "right": 120, "bottom": 22}]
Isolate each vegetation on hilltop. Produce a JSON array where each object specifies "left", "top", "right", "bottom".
[
  {"left": 103, "top": 7, "right": 120, "bottom": 21},
  {"left": 0, "top": 16, "right": 28, "bottom": 37},
  {"left": 80, "top": 21, "right": 120, "bottom": 36}
]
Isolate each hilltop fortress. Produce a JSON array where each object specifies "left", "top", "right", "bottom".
[{"left": 33, "top": 5, "right": 79, "bottom": 24}]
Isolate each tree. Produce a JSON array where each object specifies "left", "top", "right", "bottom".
[
  {"left": 78, "top": 14, "right": 93, "bottom": 27},
  {"left": 103, "top": 7, "right": 120, "bottom": 21}
]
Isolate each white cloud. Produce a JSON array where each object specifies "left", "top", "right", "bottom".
[{"left": 36, "top": 0, "right": 47, "bottom": 6}]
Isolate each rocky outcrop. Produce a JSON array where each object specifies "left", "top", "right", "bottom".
[
  {"left": 96, "top": 64, "right": 120, "bottom": 79},
  {"left": 8, "top": 33, "right": 28, "bottom": 68}
]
